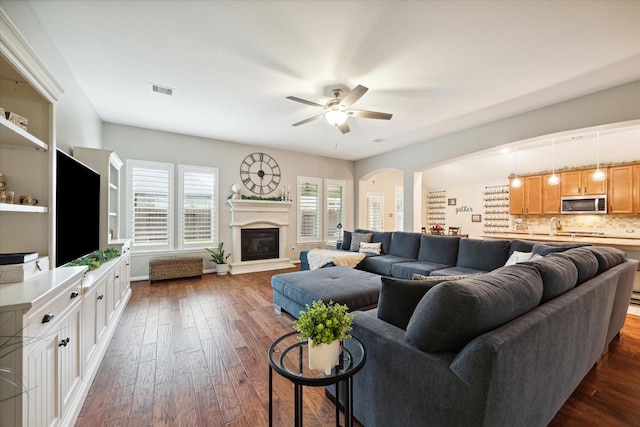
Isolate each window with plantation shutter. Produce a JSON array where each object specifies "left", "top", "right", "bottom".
[
  {"left": 179, "top": 165, "right": 218, "bottom": 249},
  {"left": 127, "top": 160, "right": 174, "bottom": 251},
  {"left": 297, "top": 177, "right": 322, "bottom": 242},
  {"left": 325, "top": 180, "right": 345, "bottom": 240},
  {"left": 367, "top": 193, "right": 384, "bottom": 231}
]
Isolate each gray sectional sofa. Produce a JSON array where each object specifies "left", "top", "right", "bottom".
[{"left": 275, "top": 230, "right": 637, "bottom": 427}]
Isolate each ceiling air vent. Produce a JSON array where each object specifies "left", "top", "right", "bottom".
[{"left": 151, "top": 84, "right": 173, "bottom": 96}]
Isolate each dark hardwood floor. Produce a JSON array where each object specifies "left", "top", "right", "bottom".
[{"left": 75, "top": 269, "right": 640, "bottom": 426}]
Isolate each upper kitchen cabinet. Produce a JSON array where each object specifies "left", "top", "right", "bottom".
[
  {"left": 0, "top": 9, "right": 63, "bottom": 262},
  {"left": 509, "top": 175, "right": 542, "bottom": 215},
  {"left": 560, "top": 168, "right": 607, "bottom": 196},
  {"left": 542, "top": 174, "right": 561, "bottom": 214},
  {"left": 608, "top": 164, "right": 635, "bottom": 214}
]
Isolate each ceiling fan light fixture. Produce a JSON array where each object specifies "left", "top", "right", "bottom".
[{"left": 325, "top": 110, "right": 348, "bottom": 126}]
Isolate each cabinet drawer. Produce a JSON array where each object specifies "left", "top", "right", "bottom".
[{"left": 26, "top": 279, "right": 83, "bottom": 339}]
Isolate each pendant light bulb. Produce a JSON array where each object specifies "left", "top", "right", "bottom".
[
  {"left": 548, "top": 173, "right": 560, "bottom": 186},
  {"left": 511, "top": 176, "right": 522, "bottom": 188},
  {"left": 592, "top": 131, "right": 606, "bottom": 182}
]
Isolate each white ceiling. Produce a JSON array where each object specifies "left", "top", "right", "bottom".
[
  {"left": 421, "top": 123, "right": 640, "bottom": 189},
  {"left": 26, "top": 0, "right": 640, "bottom": 161}
]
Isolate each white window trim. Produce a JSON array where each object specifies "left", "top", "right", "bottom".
[
  {"left": 126, "top": 159, "right": 174, "bottom": 252},
  {"left": 177, "top": 164, "right": 219, "bottom": 250},
  {"left": 297, "top": 176, "right": 323, "bottom": 243},
  {"left": 324, "top": 179, "right": 346, "bottom": 241}
]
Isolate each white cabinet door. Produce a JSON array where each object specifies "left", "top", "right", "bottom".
[
  {"left": 58, "top": 305, "right": 81, "bottom": 417},
  {"left": 25, "top": 334, "right": 58, "bottom": 427}
]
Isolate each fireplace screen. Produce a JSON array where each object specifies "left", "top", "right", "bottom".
[{"left": 241, "top": 228, "right": 279, "bottom": 261}]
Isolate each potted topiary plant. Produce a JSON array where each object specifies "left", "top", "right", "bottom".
[
  {"left": 293, "top": 299, "right": 354, "bottom": 374},
  {"left": 206, "top": 242, "right": 231, "bottom": 275}
]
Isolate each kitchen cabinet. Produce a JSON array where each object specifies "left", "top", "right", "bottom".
[
  {"left": 560, "top": 168, "right": 607, "bottom": 196},
  {"left": 543, "top": 174, "right": 561, "bottom": 214},
  {"left": 635, "top": 164, "right": 640, "bottom": 214},
  {"left": 608, "top": 164, "right": 634, "bottom": 214},
  {"left": 509, "top": 176, "right": 542, "bottom": 215}
]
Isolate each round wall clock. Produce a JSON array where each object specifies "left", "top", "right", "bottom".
[{"left": 240, "top": 152, "right": 281, "bottom": 194}]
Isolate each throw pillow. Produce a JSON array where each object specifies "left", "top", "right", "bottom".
[
  {"left": 412, "top": 273, "right": 482, "bottom": 281},
  {"left": 359, "top": 242, "right": 382, "bottom": 255},
  {"left": 405, "top": 263, "right": 543, "bottom": 352},
  {"left": 350, "top": 233, "right": 373, "bottom": 252},
  {"left": 341, "top": 230, "right": 352, "bottom": 251},
  {"left": 505, "top": 251, "right": 534, "bottom": 266},
  {"left": 377, "top": 277, "right": 441, "bottom": 330}
]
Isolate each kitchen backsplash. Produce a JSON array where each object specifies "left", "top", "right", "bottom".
[{"left": 511, "top": 214, "right": 640, "bottom": 236}]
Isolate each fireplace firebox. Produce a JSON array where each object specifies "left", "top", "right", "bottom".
[{"left": 241, "top": 228, "right": 280, "bottom": 261}]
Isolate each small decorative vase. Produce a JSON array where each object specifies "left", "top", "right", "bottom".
[
  {"left": 308, "top": 338, "right": 341, "bottom": 374},
  {"left": 215, "top": 263, "right": 229, "bottom": 275}
]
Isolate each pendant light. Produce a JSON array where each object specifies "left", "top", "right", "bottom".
[
  {"left": 548, "top": 138, "right": 560, "bottom": 185},
  {"left": 592, "top": 131, "right": 606, "bottom": 182},
  {"left": 511, "top": 143, "right": 522, "bottom": 188}
]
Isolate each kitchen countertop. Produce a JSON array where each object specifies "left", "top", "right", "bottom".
[{"left": 479, "top": 232, "right": 640, "bottom": 249}]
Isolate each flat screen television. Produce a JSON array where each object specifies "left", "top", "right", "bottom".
[{"left": 55, "top": 149, "right": 100, "bottom": 267}]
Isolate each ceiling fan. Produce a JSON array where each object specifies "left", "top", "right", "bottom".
[{"left": 286, "top": 84, "right": 392, "bottom": 134}]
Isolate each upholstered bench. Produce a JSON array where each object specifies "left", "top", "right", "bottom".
[
  {"left": 149, "top": 256, "right": 203, "bottom": 282},
  {"left": 271, "top": 266, "right": 382, "bottom": 318}
]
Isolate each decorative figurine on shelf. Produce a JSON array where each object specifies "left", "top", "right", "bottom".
[{"left": 231, "top": 183, "right": 242, "bottom": 199}]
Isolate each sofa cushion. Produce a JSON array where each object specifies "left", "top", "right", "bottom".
[
  {"left": 371, "top": 231, "right": 393, "bottom": 255},
  {"left": 389, "top": 232, "right": 422, "bottom": 259},
  {"left": 377, "top": 277, "right": 442, "bottom": 330},
  {"left": 412, "top": 273, "right": 483, "bottom": 281},
  {"left": 456, "top": 238, "right": 511, "bottom": 272},
  {"left": 549, "top": 248, "right": 598, "bottom": 285},
  {"left": 350, "top": 232, "right": 373, "bottom": 251},
  {"left": 358, "top": 255, "right": 416, "bottom": 276},
  {"left": 509, "top": 239, "right": 536, "bottom": 256},
  {"left": 390, "top": 261, "right": 451, "bottom": 279},
  {"left": 580, "top": 246, "right": 626, "bottom": 275},
  {"left": 532, "top": 242, "right": 591, "bottom": 256},
  {"left": 405, "top": 263, "right": 543, "bottom": 352},
  {"left": 429, "top": 266, "right": 489, "bottom": 276},
  {"left": 525, "top": 255, "right": 578, "bottom": 303},
  {"left": 417, "top": 235, "right": 460, "bottom": 266}
]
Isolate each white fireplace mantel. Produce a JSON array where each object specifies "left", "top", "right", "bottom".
[{"left": 227, "top": 199, "right": 295, "bottom": 274}]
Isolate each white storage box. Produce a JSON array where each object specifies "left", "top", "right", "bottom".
[{"left": 0, "top": 256, "right": 49, "bottom": 284}]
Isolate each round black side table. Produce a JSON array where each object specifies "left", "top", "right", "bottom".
[{"left": 268, "top": 331, "right": 366, "bottom": 427}]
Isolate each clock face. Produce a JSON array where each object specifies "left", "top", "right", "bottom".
[{"left": 240, "top": 152, "right": 281, "bottom": 194}]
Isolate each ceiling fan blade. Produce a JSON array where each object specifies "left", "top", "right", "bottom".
[
  {"left": 349, "top": 109, "right": 393, "bottom": 120},
  {"left": 286, "top": 96, "right": 324, "bottom": 108},
  {"left": 339, "top": 84, "right": 368, "bottom": 108},
  {"left": 338, "top": 121, "right": 350, "bottom": 134},
  {"left": 292, "top": 114, "right": 325, "bottom": 126}
]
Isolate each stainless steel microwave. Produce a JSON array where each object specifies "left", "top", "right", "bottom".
[{"left": 560, "top": 195, "right": 607, "bottom": 214}]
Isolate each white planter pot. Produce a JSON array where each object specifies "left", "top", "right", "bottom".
[
  {"left": 308, "top": 338, "right": 341, "bottom": 374},
  {"left": 215, "top": 263, "right": 229, "bottom": 275}
]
